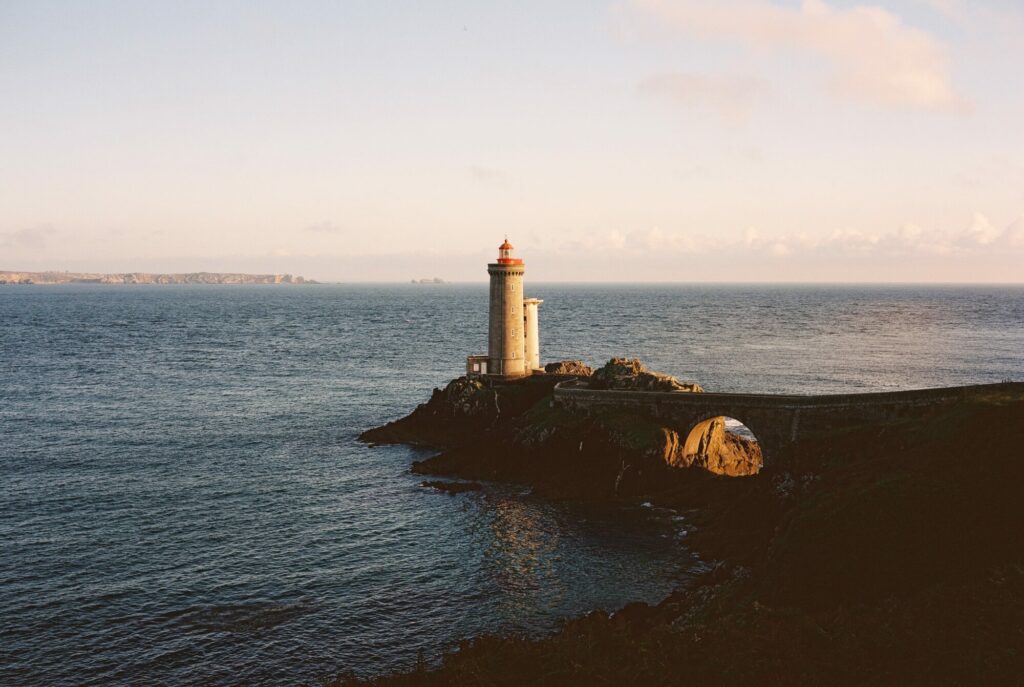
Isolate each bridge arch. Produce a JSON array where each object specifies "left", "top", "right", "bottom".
[
  {"left": 552, "top": 379, "right": 1024, "bottom": 473},
  {"left": 681, "top": 415, "right": 764, "bottom": 476}
]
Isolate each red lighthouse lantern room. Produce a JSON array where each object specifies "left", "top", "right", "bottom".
[{"left": 496, "top": 238, "right": 523, "bottom": 265}]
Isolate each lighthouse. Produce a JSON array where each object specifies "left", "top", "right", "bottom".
[{"left": 466, "top": 239, "right": 543, "bottom": 378}]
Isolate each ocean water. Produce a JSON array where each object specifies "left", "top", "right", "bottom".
[{"left": 1, "top": 284, "right": 1022, "bottom": 685}]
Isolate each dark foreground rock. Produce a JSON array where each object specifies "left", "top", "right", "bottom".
[
  {"left": 333, "top": 390, "right": 1024, "bottom": 686},
  {"left": 420, "top": 480, "right": 483, "bottom": 495}
]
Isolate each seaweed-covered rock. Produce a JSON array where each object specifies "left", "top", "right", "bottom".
[{"left": 589, "top": 358, "right": 704, "bottom": 393}]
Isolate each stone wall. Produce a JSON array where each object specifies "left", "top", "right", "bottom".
[{"left": 553, "top": 380, "right": 1024, "bottom": 468}]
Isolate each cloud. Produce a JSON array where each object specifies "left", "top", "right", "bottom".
[
  {"left": 631, "top": 0, "right": 968, "bottom": 112},
  {"left": 304, "top": 221, "right": 344, "bottom": 234},
  {"left": 821, "top": 229, "right": 881, "bottom": 256},
  {"left": 0, "top": 225, "right": 57, "bottom": 249},
  {"left": 626, "top": 226, "right": 700, "bottom": 252},
  {"left": 559, "top": 231, "right": 627, "bottom": 254},
  {"left": 1000, "top": 216, "right": 1024, "bottom": 248},
  {"left": 639, "top": 72, "right": 771, "bottom": 123},
  {"left": 759, "top": 213, "right": 1022, "bottom": 257},
  {"left": 560, "top": 227, "right": 703, "bottom": 255},
  {"left": 960, "top": 212, "right": 999, "bottom": 246},
  {"left": 555, "top": 213, "right": 1024, "bottom": 260},
  {"left": 470, "top": 165, "right": 507, "bottom": 184},
  {"left": 911, "top": 0, "right": 961, "bottom": 20}
]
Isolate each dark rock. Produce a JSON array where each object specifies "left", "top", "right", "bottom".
[
  {"left": 544, "top": 360, "right": 593, "bottom": 376},
  {"left": 421, "top": 480, "right": 483, "bottom": 494},
  {"left": 335, "top": 378, "right": 1024, "bottom": 687},
  {"left": 363, "top": 358, "right": 765, "bottom": 499},
  {"left": 359, "top": 374, "right": 560, "bottom": 446},
  {"left": 589, "top": 357, "right": 703, "bottom": 392}
]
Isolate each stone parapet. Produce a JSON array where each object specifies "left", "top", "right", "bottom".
[{"left": 553, "top": 380, "right": 1024, "bottom": 468}]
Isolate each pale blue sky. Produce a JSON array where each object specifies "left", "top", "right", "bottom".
[{"left": 1, "top": 0, "right": 1022, "bottom": 281}]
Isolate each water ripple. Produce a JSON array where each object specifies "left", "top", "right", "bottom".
[{"left": 1, "top": 284, "right": 1021, "bottom": 685}]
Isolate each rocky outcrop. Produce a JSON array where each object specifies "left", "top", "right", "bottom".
[
  {"left": 588, "top": 358, "right": 704, "bottom": 392},
  {"left": 429, "top": 377, "right": 498, "bottom": 421},
  {"left": 359, "top": 378, "right": 495, "bottom": 446},
  {"left": 421, "top": 480, "right": 482, "bottom": 494},
  {"left": 358, "top": 374, "right": 560, "bottom": 447},
  {"left": 362, "top": 359, "right": 761, "bottom": 491},
  {"left": 544, "top": 360, "right": 593, "bottom": 376},
  {"left": 513, "top": 409, "right": 760, "bottom": 479},
  {"left": 663, "top": 417, "right": 762, "bottom": 476}
]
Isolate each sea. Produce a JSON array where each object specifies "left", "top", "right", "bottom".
[{"left": 2, "top": 284, "right": 1022, "bottom": 686}]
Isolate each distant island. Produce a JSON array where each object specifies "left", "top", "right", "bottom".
[
  {"left": 410, "top": 277, "right": 445, "bottom": 284},
  {"left": 0, "top": 271, "right": 315, "bottom": 285}
]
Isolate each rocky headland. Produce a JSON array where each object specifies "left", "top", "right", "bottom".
[
  {"left": 0, "top": 270, "right": 313, "bottom": 285},
  {"left": 360, "top": 358, "right": 762, "bottom": 498},
  {"left": 344, "top": 361, "right": 1024, "bottom": 686}
]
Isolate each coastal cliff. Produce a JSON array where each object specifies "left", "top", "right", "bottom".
[
  {"left": 0, "top": 270, "right": 313, "bottom": 285},
  {"left": 360, "top": 358, "right": 762, "bottom": 498},
  {"left": 346, "top": 364, "right": 1024, "bottom": 686}
]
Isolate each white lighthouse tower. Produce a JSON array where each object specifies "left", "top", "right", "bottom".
[{"left": 466, "top": 238, "right": 542, "bottom": 378}]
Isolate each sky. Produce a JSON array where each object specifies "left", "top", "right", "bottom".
[{"left": 1, "top": 0, "right": 1023, "bottom": 282}]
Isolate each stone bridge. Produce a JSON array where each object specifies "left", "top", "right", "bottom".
[{"left": 553, "top": 380, "right": 1024, "bottom": 469}]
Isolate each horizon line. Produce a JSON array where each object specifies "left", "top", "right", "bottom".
[{"left": 7, "top": 279, "right": 1023, "bottom": 287}]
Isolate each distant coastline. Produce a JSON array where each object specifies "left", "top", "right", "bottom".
[{"left": 0, "top": 271, "right": 315, "bottom": 285}]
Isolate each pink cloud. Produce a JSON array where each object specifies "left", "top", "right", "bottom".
[{"left": 632, "top": 0, "right": 968, "bottom": 112}]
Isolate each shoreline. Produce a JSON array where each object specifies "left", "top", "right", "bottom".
[
  {"left": 338, "top": 360, "right": 1024, "bottom": 685},
  {"left": 0, "top": 270, "right": 314, "bottom": 285}
]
